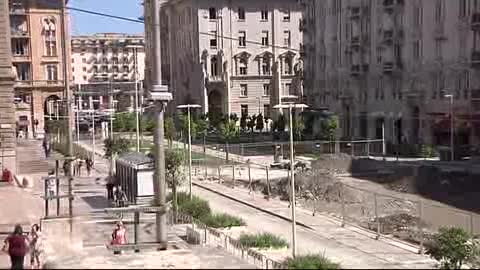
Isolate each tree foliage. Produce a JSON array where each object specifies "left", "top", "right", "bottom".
[
  {"left": 426, "top": 227, "right": 477, "bottom": 269},
  {"left": 165, "top": 149, "right": 185, "bottom": 211},
  {"left": 219, "top": 120, "right": 239, "bottom": 161},
  {"left": 320, "top": 116, "right": 338, "bottom": 140},
  {"left": 274, "top": 114, "right": 286, "bottom": 132},
  {"left": 164, "top": 117, "right": 176, "bottom": 147},
  {"left": 293, "top": 116, "right": 306, "bottom": 140},
  {"left": 104, "top": 137, "right": 131, "bottom": 158}
]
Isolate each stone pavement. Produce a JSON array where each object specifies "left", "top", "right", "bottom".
[{"left": 192, "top": 180, "right": 436, "bottom": 269}]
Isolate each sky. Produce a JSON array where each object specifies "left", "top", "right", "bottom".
[{"left": 69, "top": 0, "right": 144, "bottom": 35}]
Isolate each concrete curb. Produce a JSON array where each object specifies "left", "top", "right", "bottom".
[{"left": 193, "top": 181, "right": 314, "bottom": 231}]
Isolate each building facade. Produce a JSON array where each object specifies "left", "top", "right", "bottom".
[
  {"left": 71, "top": 33, "right": 145, "bottom": 113},
  {"left": 150, "top": 0, "right": 304, "bottom": 118},
  {"left": 302, "top": 0, "right": 480, "bottom": 147},
  {"left": 10, "top": 0, "right": 70, "bottom": 138},
  {"left": 1, "top": 0, "right": 17, "bottom": 174}
]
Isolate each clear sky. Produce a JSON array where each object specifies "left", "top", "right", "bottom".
[{"left": 69, "top": 0, "right": 144, "bottom": 35}]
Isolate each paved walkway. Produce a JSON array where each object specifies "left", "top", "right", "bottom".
[{"left": 192, "top": 180, "right": 436, "bottom": 269}]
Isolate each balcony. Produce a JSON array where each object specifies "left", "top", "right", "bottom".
[
  {"left": 14, "top": 80, "right": 64, "bottom": 88},
  {"left": 472, "top": 13, "right": 480, "bottom": 30},
  {"left": 472, "top": 51, "right": 480, "bottom": 68},
  {"left": 350, "top": 65, "right": 361, "bottom": 76},
  {"left": 350, "top": 36, "right": 360, "bottom": 48}
]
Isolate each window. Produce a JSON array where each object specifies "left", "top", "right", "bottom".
[
  {"left": 123, "top": 57, "right": 129, "bottom": 63},
  {"left": 238, "top": 7, "right": 245, "bottom": 20},
  {"left": 93, "top": 48, "right": 98, "bottom": 54},
  {"left": 72, "top": 67, "right": 74, "bottom": 72},
  {"left": 264, "top": 105, "right": 270, "bottom": 119},
  {"left": 284, "top": 58, "right": 293, "bottom": 75},
  {"left": 103, "top": 57, "right": 108, "bottom": 64},
  {"left": 46, "top": 65, "right": 58, "bottom": 81},
  {"left": 240, "top": 84, "right": 248, "bottom": 97},
  {"left": 12, "top": 39, "right": 28, "bottom": 56},
  {"left": 209, "top": 7, "right": 217, "bottom": 20},
  {"left": 283, "top": 9, "right": 290, "bottom": 21},
  {"left": 123, "top": 65, "right": 129, "bottom": 73},
  {"left": 262, "top": 57, "right": 271, "bottom": 75},
  {"left": 43, "top": 17, "right": 57, "bottom": 56},
  {"left": 238, "top": 31, "right": 246, "bottom": 47},
  {"left": 82, "top": 67, "right": 87, "bottom": 72},
  {"left": 435, "top": 0, "right": 442, "bottom": 23},
  {"left": 82, "top": 58, "right": 86, "bottom": 63},
  {"left": 239, "top": 59, "right": 248, "bottom": 75},
  {"left": 413, "top": 40, "right": 420, "bottom": 59},
  {"left": 211, "top": 56, "right": 218, "bottom": 76},
  {"left": 113, "top": 66, "right": 119, "bottom": 73},
  {"left": 93, "top": 66, "right": 98, "bottom": 73},
  {"left": 71, "top": 58, "right": 74, "bottom": 63},
  {"left": 261, "top": 10, "right": 268, "bottom": 21},
  {"left": 210, "top": 31, "right": 218, "bottom": 48},
  {"left": 241, "top": 105, "right": 248, "bottom": 117},
  {"left": 283, "top": 30, "right": 291, "bottom": 47},
  {"left": 285, "top": 83, "right": 292, "bottom": 95},
  {"left": 413, "top": 6, "right": 421, "bottom": 27},
  {"left": 261, "top": 31, "right": 269, "bottom": 46},
  {"left": 83, "top": 76, "right": 87, "bottom": 81},
  {"left": 112, "top": 57, "right": 118, "bottom": 65},
  {"left": 102, "top": 65, "right": 108, "bottom": 73},
  {"left": 460, "top": 0, "right": 467, "bottom": 17},
  {"left": 263, "top": 84, "right": 270, "bottom": 96}
]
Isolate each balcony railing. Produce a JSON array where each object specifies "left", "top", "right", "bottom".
[
  {"left": 383, "top": 62, "right": 394, "bottom": 73},
  {"left": 472, "top": 13, "right": 480, "bottom": 30},
  {"left": 10, "top": 28, "right": 29, "bottom": 37},
  {"left": 350, "top": 7, "right": 360, "bottom": 19},
  {"left": 351, "top": 36, "right": 361, "bottom": 47},
  {"left": 472, "top": 51, "right": 480, "bottom": 68},
  {"left": 14, "top": 80, "right": 64, "bottom": 88}
]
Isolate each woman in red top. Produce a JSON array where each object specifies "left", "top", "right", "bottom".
[
  {"left": 2, "top": 224, "right": 29, "bottom": 269},
  {"left": 111, "top": 221, "right": 127, "bottom": 255}
]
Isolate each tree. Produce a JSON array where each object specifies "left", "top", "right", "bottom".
[
  {"left": 293, "top": 116, "right": 305, "bottom": 141},
  {"left": 321, "top": 116, "right": 339, "bottom": 141},
  {"left": 275, "top": 114, "right": 286, "bottom": 132},
  {"left": 206, "top": 111, "right": 223, "bottom": 130},
  {"left": 165, "top": 149, "right": 185, "bottom": 212},
  {"left": 179, "top": 113, "right": 198, "bottom": 140},
  {"left": 164, "top": 117, "right": 176, "bottom": 148},
  {"left": 256, "top": 113, "right": 265, "bottom": 132},
  {"left": 240, "top": 114, "right": 248, "bottom": 132},
  {"left": 104, "top": 137, "right": 131, "bottom": 158},
  {"left": 247, "top": 114, "right": 257, "bottom": 132},
  {"left": 426, "top": 227, "right": 477, "bottom": 269},
  {"left": 196, "top": 116, "right": 208, "bottom": 153},
  {"left": 141, "top": 116, "right": 155, "bottom": 133},
  {"left": 219, "top": 120, "right": 239, "bottom": 162}
]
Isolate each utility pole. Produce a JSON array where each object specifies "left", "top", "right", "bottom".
[
  {"left": 147, "top": 0, "right": 171, "bottom": 248},
  {"left": 60, "top": 0, "right": 73, "bottom": 177},
  {"left": 134, "top": 47, "right": 141, "bottom": 152}
]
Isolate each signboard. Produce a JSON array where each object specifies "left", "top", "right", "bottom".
[{"left": 137, "top": 170, "right": 154, "bottom": 197}]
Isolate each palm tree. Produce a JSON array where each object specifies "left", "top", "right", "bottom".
[{"left": 219, "top": 119, "right": 239, "bottom": 162}]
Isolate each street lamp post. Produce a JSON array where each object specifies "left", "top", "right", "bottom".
[
  {"left": 177, "top": 104, "right": 202, "bottom": 200},
  {"left": 273, "top": 103, "right": 308, "bottom": 258},
  {"left": 444, "top": 94, "right": 454, "bottom": 161}
]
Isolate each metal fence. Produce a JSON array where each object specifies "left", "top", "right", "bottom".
[{"left": 167, "top": 211, "right": 286, "bottom": 269}]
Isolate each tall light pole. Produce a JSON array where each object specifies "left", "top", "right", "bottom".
[
  {"left": 273, "top": 103, "right": 308, "bottom": 258},
  {"left": 147, "top": 0, "right": 172, "bottom": 248},
  {"left": 128, "top": 45, "right": 142, "bottom": 152},
  {"left": 177, "top": 104, "right": 201, "bottom": 200},
  {"left": 444, "top": 93, "right": 454, "bottom": 161}
]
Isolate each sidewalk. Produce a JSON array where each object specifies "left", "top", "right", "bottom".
[{"left": 193, "top": 180, "right": 436, "bottom": 269}]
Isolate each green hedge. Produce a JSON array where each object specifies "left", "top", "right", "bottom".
[
  {"left": 201, "top": 213, "right": 245, "bottom": 229},
  {"left": 239, "top": 232, "right": 288, "bottom": 249},
  {"left": 286, "top": 255, "right": 340, "bottom": 269}
]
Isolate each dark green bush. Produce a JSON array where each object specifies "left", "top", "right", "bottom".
[
  {"left": 286, "top": 254, "right": 340, "bottom": 269},
  {"left": 200, "top": 213, "right": 245, "bottom": 228},
  {"left": 239, "top": 232, "right": 288, "bottom": 249}
]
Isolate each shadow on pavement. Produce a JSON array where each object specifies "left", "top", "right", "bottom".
[{"left": 81, "top": 195, "right": 109, "bottom": 209}]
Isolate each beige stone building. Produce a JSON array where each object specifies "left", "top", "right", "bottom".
[
  {"left": 0, "top": 0, "right": 17, "bottom": 174},
  {"left": 10, "top": 0, "right": 70, "bottom": 138},
  {"left": 146, "top": 0, "right": 304, "bottom": 118},
  {"left": 302, "top": 0, "right": 480, "bottom": 148}
]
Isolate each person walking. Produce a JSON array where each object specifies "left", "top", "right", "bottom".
[
  {"left": 106, "top": 175, "right": 115, "bottom": 201},
  {"left": 114, "top": 185, "right": 128, "bottom": 208},
  {"left": 85, "top": 157, "right": 93, "bottom": 177},
  {"left": 28, "top": 224, "right": 42, "bottom": 269},
  {"left": 2, "top": 224, "right": 29, "bottom": 269},
  {"left": 76, "top": 159, "right": 84, "bottom": 177},
  {"left": 42, "top": 136, "right": 50, "bottom": 159}
]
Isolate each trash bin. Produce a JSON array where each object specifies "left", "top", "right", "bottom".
[{"left": 2, "top": 169, "right": 12, "bottom": 183}]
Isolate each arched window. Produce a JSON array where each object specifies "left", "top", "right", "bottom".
[
  {"left": 210, "top": 56, "right": 218, "bottom": 76},
  {"left": 42, "top": 17, "right": 57, "bottom": 56}
]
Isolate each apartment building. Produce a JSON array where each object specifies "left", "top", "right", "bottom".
[
  {"left": 71, "top": 33, "right": 145, "bottom": 113},
  {"left": 0, "top": 0, "right": 17, "bottom": 174},
  {"left": 10, "top": 0, "right": 70, "bottom": 138},
  {"left": 302, "top": 0, "right": 480, "bottom": 147},
  {"left": 147, "top": 0, "right": 304, "bottom": 118}
]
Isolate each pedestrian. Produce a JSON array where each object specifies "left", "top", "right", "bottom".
[
  {"left": 2, "top": 224, "right": 29, "bottom": 269},
  {"left": 41, "top": 137, "right": 50, "bottom": 158},
  {"left": 62, "top": 160, "right": 69, "bottom": 176},
  {"left": 77, "top": 159, "right": 84, "bottom": 177},
  {"left": 85, "top": 157, "right": 93, "bottom": 177},
  {"left": 114, "top": 185, "right": 128, "bottom": 208},
  {"left": 28, "top": 224, "right": 42, "bottom": 269},
  {"left": 106, "top": 176, "right": 115, "bottom": 201},
  {"left": 110, "top": 221, "right": 127, "bottom": 254}
]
